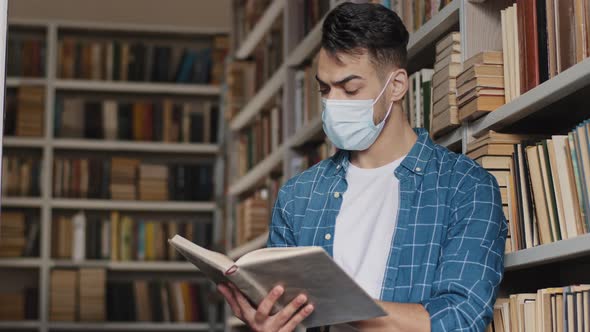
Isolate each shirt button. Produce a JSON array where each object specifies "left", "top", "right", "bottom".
[
  {"left": 333, "top": 192, "right": 340, "bottom": 198},
  {"left": 415, "top": 167, "right": 422, "bottom": 172},
  {"left": 336, "top": 165, "right": 341, "bottom": 170},
  {"left": 325, "top": 233, "right": 332, "bottom": 240}
]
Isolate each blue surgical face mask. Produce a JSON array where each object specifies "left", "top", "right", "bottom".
[{"left": 321, "top": 72, "right": 395, "bottom": 151}]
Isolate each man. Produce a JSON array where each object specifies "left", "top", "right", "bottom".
[{"left": 218, "top": 2, "right": 507, "bottom": 331}]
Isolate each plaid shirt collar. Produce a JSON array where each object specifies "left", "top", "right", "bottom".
[{"left": 332, "top": 128, "right": 435, "bottom": 176}]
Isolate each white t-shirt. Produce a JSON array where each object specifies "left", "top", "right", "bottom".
[{"left": 333, "top": 156, "right": 404, "bottom": 300}]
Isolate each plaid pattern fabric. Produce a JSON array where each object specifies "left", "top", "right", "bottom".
[{"left": 268, "top": 129, "right": 507, "bottom": 331}]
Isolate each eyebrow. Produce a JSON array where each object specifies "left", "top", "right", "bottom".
[{"left": 315, "top": 74, "right": 364, "bottom": 86}]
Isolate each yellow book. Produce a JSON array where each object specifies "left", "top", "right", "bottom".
[{"left": 145, "top": 222, "right": 155, "bottom": 261}]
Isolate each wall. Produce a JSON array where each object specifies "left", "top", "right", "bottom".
[{"left": 8, "top": 0, "right": 231, "bottom": 31}]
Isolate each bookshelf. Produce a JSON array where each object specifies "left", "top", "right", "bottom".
[
  {"left": 1, "top": 19, "right": 228, "bottom": 332},
  {"left": 223, "top": 0, "right": 590, "bottom": 330}
]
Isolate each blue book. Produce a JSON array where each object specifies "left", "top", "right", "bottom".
[{"left": 174, "top": 50, "right": 198, "bottom": 83}]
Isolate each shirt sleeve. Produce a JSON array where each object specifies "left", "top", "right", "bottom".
[
  {"left": 420, "top": 169, "right": 508, "bottom": 332},
  {"left": 267, "top": 181, "right": 297, "bottom": 247}
]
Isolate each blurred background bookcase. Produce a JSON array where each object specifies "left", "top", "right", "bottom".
[
  {"left": 224, "top": 0, "right": 590, "bottom": 330},
  {"left": 1, "top": 17, "right": 229, "bottom": 332}
]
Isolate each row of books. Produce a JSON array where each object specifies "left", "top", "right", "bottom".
[
  {"left": 290, "top": 140, "right": 335, "bottom": 176},
  {"left": 238, "top": 106, "right": 282, "bottom": 176},
  {"left": 232, "top": 0, "right": 273, "bottom": 50},
  {"left": 252, "top": 17, "right": 284, "bottom": 91},
  {"left": 236, "top": 190, "right": 270, "bottom": 246},
  {"left": 501, "top": 0, "right": 590, "bottom": 98},
  {"left": 0, "top": 288, "right": 38, "bottom": 321},
  {"left": 490, "top": 285, "right": 590, "bottom": 332},
  {"left": 53, "top": 157, "right": 214, "bottom": 202},
  {"left": 1, "top": 156, "right": 41, "bottom": 197},
  {"left": 55, "top": 98, "right": 218, "bottom": 143},
  {"left": 226, "top": 61, "right": 258, "bottom": 120},
  {"left": 6, "top": 36, "right": 45, "bottom": 78},
  {"left": 294, "top": 54, "right": 322, "bottom": 133},
  {"left": 52, "top": 211, "right": 212, "bottom": 261},
  {"left": 0, "top": 211, "right": 39, "bottom": 258},
  {"left": 371, "top": 0, "right": 454, "bottom": 33},
  {"left": 50, "top": 268, "right": 106, "bottom": 321},
  {"left": 468, "top": 126, "right": 590, "bottom": 253},
  {"left": 300, "top": 0, "right": 331, "bottom": 36},
  {"left": 57, "top": 37, "right": 228, "bottom": 84},
  {"left": 4, "top": 86, "right": 45, "bottom": 137},
  {"left": 107, "top": 280, "right": 214, "bottom": 322},
  {"left": 405, "top": 69, "right": 433, "bottom": 133}
]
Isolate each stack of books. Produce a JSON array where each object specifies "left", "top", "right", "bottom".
[
  {"left": 457, "top": 52, "right": 505, "bottom": 122},
  {"left": 110, "top": 158, "right": 140, "bottom": 200},
  {"left": 79, "top": 268, "right": 106, "bottom": 321},
  {"left": 0, "top": 212, "right": 26, "bottom": 257},
  {"left": 467, "top": 131, "right": 531, "bottom": 253},
  {"left": 431, "top": 32, "right": 461, "bottom": 137},
  {"left": 236, "top": 192, "right": 270, "bottom": 246},
  {"left": 0, "top": 292, "right": 25, "bottom": 320},
  {"left": 15, "top": 86, "right": 44, "bottom": 137},
  {"left": 492, "top": 285, "right": 590, "bottom": 332},
  {"left": 138, "top": 164, "right": 169, "bottom": 201},
  {"left": 50, "top": 269, "right": 78, "bottom": 321}
]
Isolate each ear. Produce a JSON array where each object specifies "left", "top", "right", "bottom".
[{"left": 388, "top": 69, "right": 409, "bottom": 103}]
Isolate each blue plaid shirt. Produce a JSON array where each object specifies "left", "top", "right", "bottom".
[{"left": 267, "top": 129, "right": 507, "bottom": 331}]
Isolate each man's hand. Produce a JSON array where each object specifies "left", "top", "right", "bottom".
[{"left": 218, "top": 283, "right": 314, "bottom": 332}]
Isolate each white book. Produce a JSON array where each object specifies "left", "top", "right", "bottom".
[
  {"left": 169, "top": 235, "right": 386, "bottom": 328},
  {"left": 551, "top": 135, "right": 580, "bottom": 239},
  {"left": 102, "top": 100, "right": 118, "bottom": 140},
  {"left": 72, "top": 211, "right": 86, "bottom": 261}
]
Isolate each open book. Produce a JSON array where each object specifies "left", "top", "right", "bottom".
[{"left": 169, "top": 235, "right": 386, "bottom": 328}]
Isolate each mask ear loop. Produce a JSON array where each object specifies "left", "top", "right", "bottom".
[{"left": 373, "top": 71, "right": 396, "bottom": 126}]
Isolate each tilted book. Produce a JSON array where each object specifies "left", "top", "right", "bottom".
[{"left": 168, "top": 235, "right": 386, "bottom": 328}]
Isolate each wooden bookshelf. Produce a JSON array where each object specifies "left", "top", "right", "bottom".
[{"left": 2, "top": 18, "right": 227, "bottom": 332}]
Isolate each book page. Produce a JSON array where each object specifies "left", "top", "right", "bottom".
[
  {"left": 169, "top": 235, "right": 235, "bottom": 284},
  {"left": 237, "top": 246, "right": 386, "bottom": 328}
]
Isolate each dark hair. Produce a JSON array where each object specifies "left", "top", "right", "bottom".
[{"left": 321, "top": 2, "right": 409, "bottom": 70}]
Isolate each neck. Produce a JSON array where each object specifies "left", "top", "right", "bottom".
[{"left": 350, "top": 103, "right": 417, "bottom": 169}]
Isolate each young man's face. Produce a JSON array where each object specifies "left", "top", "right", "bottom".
[{"left": 316, "top": 48, "right": 393, "bottom": 124}]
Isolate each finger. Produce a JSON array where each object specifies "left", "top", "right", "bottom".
[
  {"left": 255, "top": 285, "right": 284, "bottom": 323},
  {"left": 217, "top": 284, "right": 242, "bottom": 319},
  {"left": 229, "top": 284, "right": 257, "bottom": 323},
  {"left": 279, "top": 304, "right": 314, "bottom": 332},
  {"left": 273, "top": 293, "right": 307, "bottom": 326}
]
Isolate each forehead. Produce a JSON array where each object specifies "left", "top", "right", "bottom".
[{"left": 317, "top": 48, "right": 377, "bottom": 81}]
